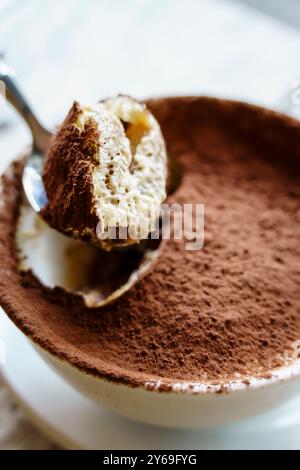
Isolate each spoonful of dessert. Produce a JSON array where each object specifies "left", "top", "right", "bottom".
[
  {"left": 41, "top": 95, "right": 168, "bottom": 250},
  {"left": 0, "top": 55, "right": 168, "bottom": 250}
]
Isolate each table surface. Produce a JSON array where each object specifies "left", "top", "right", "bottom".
[
  {"left": 1, "top": 0, "right": 300, "bottom": 450},
  {"left": 0, "top": 376, "right": 59, "bottom": 449}
]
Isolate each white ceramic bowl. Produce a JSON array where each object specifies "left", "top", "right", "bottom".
[
  {"left": 2, "top": 96, "right": 300, "bottom": 429},
  {"left": 31, "top": 340, "right": 300, "bottom": 428}
]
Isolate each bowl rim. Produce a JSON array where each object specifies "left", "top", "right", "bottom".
[{"left": 28, "top": 328, "right": 300, "bottom": 396}]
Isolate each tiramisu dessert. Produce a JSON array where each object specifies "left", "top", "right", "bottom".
[
  {"left": 41, "top": 96, "right": 167, "bottom": 249},
  {"left": 0, "top": 96, "right": 300, "bottom": 392}
]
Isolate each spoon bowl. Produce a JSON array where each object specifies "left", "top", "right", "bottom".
[
  {"left": 0, "top": 55, "right": 51, "bottom": 212},
  {"left": 22, "top": 150, "right": 48, "bottom": 212}
]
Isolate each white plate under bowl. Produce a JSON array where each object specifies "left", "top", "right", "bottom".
[{"left": 1, "top": 312, "right": 300, "bottom": 449}]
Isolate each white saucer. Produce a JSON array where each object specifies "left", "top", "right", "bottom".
[{"left": 1, "top": 312, "right": 300, "bottom": 449}]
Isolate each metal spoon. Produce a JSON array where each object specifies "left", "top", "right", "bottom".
[{"left": 0, "top": 55, "right": 50, "bottom": 212}]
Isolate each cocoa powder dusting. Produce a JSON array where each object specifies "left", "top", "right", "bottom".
[
  {"left": 41, "top": 101, "right": 100, "bottom": 240},
  {"left": 0, "top": 97, "right": 300, "bottom": 388}
]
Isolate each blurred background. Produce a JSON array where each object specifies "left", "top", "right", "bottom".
[
  {"left": 1, "top": 0, "right": 300, "bottom": 175},
  {"left": 1, "top": 0, "right": 300, "bottom": 449}
]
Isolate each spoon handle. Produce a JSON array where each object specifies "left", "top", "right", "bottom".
[{"left": 0, "top": 54, "right": 51, "bottom": 153}]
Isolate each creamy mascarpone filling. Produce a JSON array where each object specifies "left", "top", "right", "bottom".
[{"left": 76, "top": 96, "right": 167, "bottom": 243}]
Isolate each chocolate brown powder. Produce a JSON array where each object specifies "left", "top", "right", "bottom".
[
  {"left": 0, "top": 97, "right": 300, "bottom": 389},
  {"left": 41, "top": 101, "right": 100, "bottom": 240}
]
